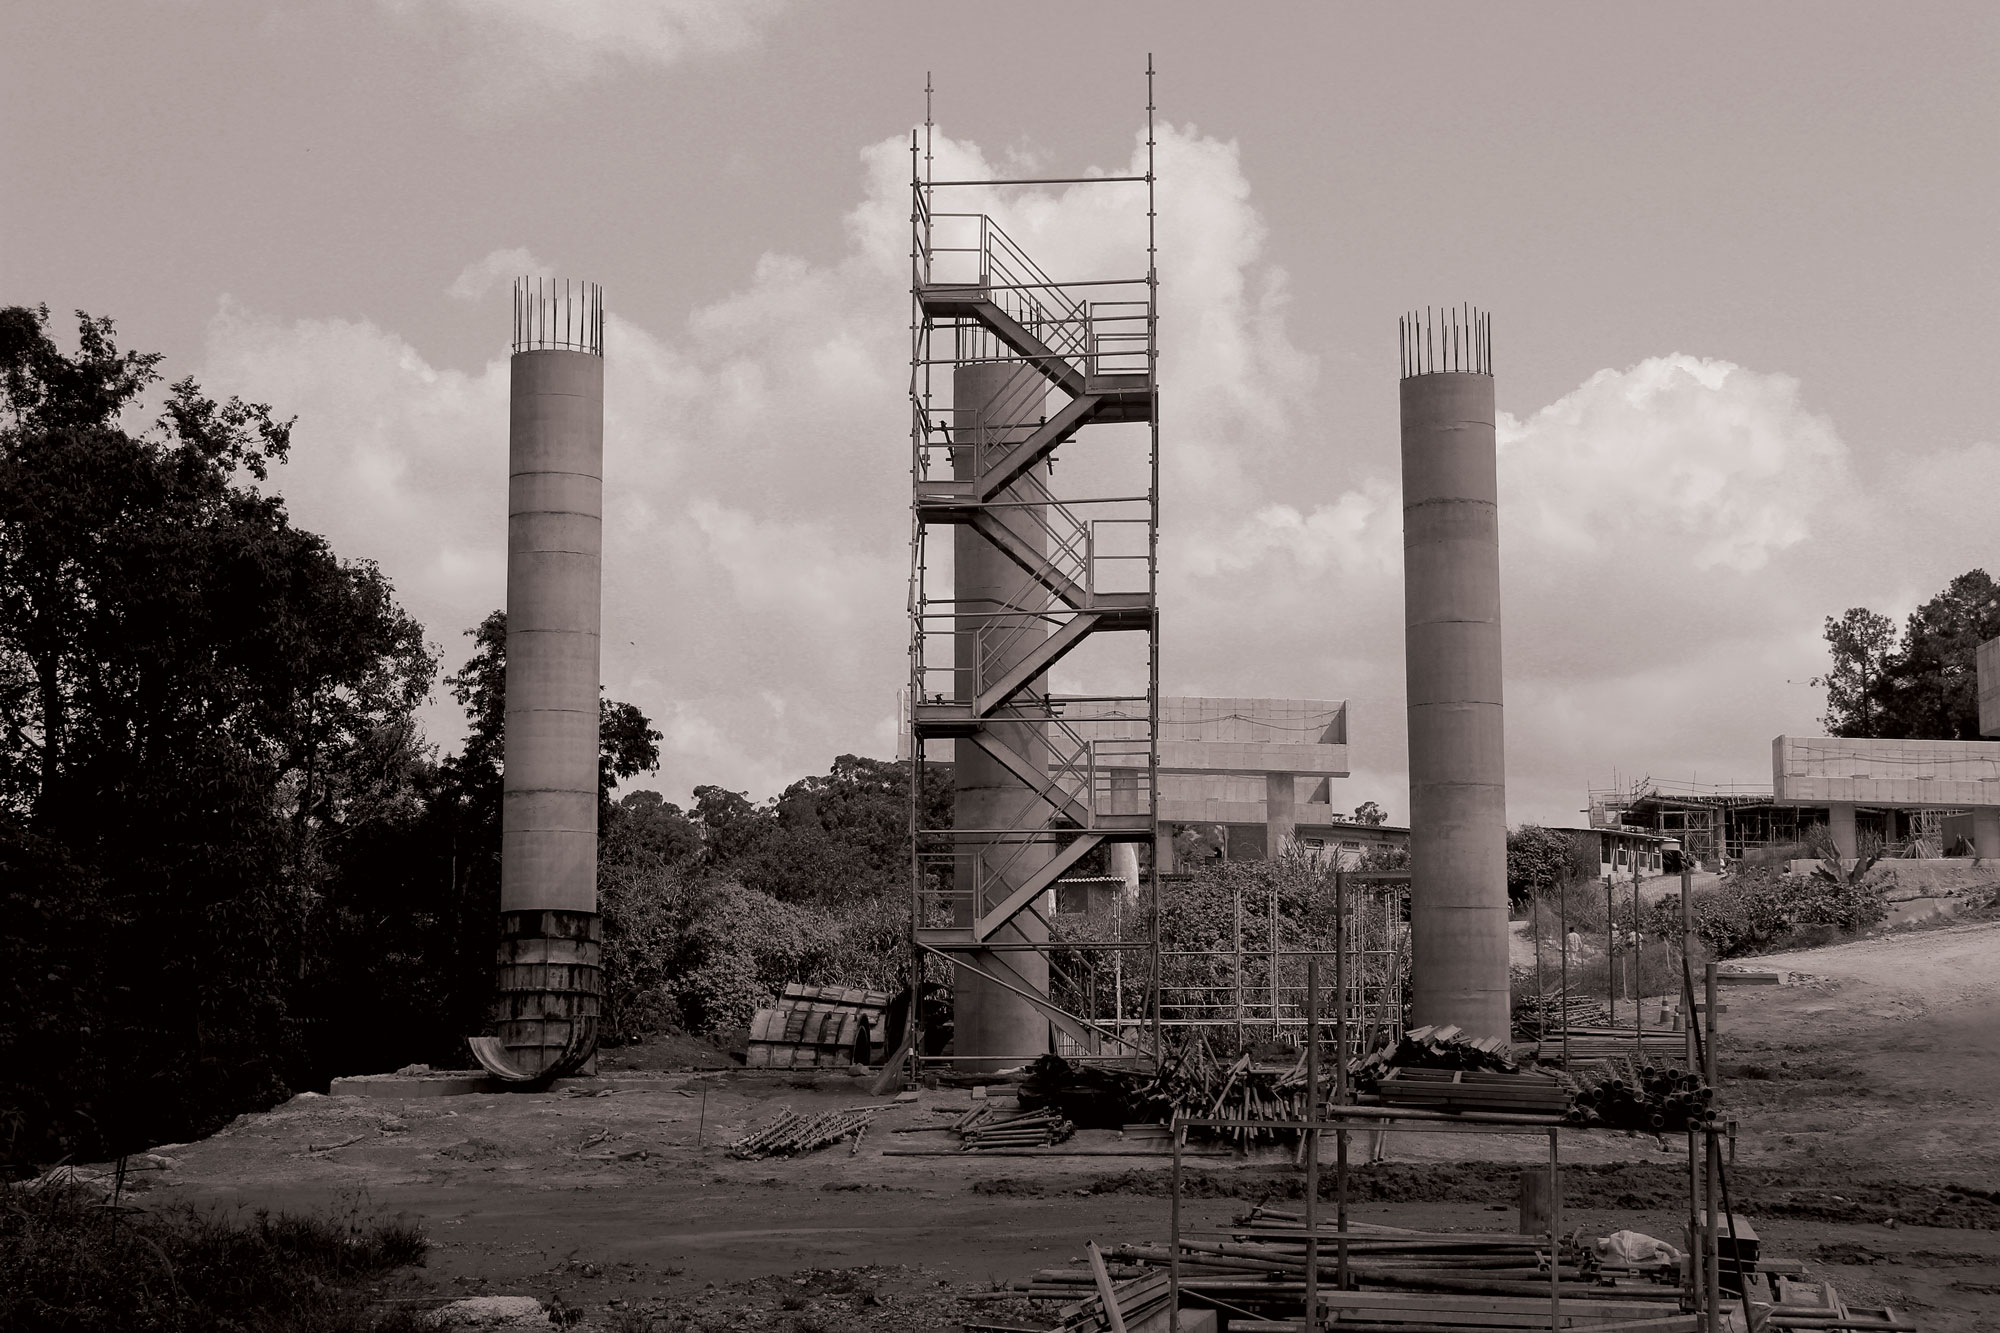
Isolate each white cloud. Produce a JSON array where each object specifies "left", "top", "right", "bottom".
[
  {"left": 448, "top": 247, "right": 549, "bottom": 302},
  {"left": 379, "top": 0, "right": 786, "bottom": 103},
  {"left": 1497, "top": 355, "right": 1848, "bottom": 574},
  {"left": 202, "top": 121, "right": 1985, "bottom": 829},
  {"left": 198, "top": 121, "right": 1321, "bottom": 803}
]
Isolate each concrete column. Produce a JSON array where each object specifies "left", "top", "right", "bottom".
[
  {"left": 1827, "top": 802, "right": 1858, "bottom": 859},
  {"left": 952, "top": 361, "right": 1052, "bottom": 1067},
  {"left": 1110, "top": 842, "right": 1141, "bottom": 901},
  {"left": 1266, "top": 773, "right": 1298, "bottom": 859},
  {"left": 1401, "top": 351, "right": 1510, "bottom": 1043},
  {"left": 1109, "top": 769, "right": 1143, "bottom": 902},
  {"left": 1973, "top": 807, "right": 2000, "bottom": 860},
  {"left": 498, "top": 322, "right": 605, "bottom": 1076}
]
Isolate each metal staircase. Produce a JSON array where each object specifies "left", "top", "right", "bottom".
[{"left": 905, "top": 94, "right": 1161, "bottom": 1068}]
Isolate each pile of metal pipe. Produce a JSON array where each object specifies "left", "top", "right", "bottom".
[
  {"left": 725, "top": 1106, "right": 882, "bottom": 1159},
  {"left": 1561, "top": 1059, "right": 1713, "bottom": 1132},
  {"left": 957, "top": 1105, "right": 1074, "bottom": 1150}
]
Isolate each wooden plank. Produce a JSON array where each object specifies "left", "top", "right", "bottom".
[{"left": 1087, "top": 1242, "right": 1129, "bottom": 1333}]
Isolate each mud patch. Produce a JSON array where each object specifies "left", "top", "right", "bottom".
[{"left": 437, "top": 1138, "right": 508, "bottom": 1163}]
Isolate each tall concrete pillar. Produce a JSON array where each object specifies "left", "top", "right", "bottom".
[
  {"left": 953, "top": 361, "right": 1053, "bottom": 1066},
  {"left": 1109, "top": 769, "right": 1143, "bottom": 902},
  {"left": 1400, "top": 307, "right": 1510, "bottom": 1042},
  {"left": 497, "top": 279, "right": 605, "bottom": 1077},
  {"left": 1826, "top": 802, "right": 1858, "bottom": 859},
  {"left": 1266, "top": 773, "right": 1298, "bottom": 858}
]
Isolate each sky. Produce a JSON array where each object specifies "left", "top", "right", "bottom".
[{"left": 5, "top": 1, "right": 1997, "bottom": 825}]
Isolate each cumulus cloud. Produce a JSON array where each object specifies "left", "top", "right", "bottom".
[
  {"left": 201, "top": 120, "right": 1980, "bottom": 828},
  {"left": 379, "top": 0, "right": 786, "bottom": 104},
  {"left": 447, "top": 247, "right": 549, "bottom": 302},
  {"left": 1497, "top": 355, "right": 1848, "bottom": 574}
]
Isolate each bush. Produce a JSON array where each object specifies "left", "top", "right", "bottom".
[
  {"left": 599, "top": 862, "right": 907, "bottom": 1040},
  {"left": 0, "top": 1181, "right": 429, "bottom": 1332},
  {"left": 1651, "top": 868, "right": 1887, "bottom": 958}
]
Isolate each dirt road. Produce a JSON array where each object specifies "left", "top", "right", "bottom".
[{"left": 121, "top": 920, "right": 2000, "bottom": 1332}]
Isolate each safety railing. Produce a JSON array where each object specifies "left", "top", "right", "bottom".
[
  {"left": 1086, "top": 518, "right": 1151, "bottom": 598},
  {"left": 1085, "top": 299, "right": 1150, "bottom": 377},
  {"left": 922, "top": 213, "right": 1091, "bottom": 369}
]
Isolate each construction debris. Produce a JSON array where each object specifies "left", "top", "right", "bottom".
[
  {"left": 955, "top": 1106, "right": 1075, "bottom": 1151},
  {"left": 980, "top": 1210, "right": 1713, "bottom": 1332},
  {"left": 1018, "top": 1054, "right": 1146, "bottom": 1128},
  {"left": 1537, "top": 1028, "right": 1695, "bottom": 1063},
  {"left": 1514, "top": 990, "right": 1613, "bottom": 1039},
  {"left": 1353, "top": 1024, "right": 1518, "bottom": 1081},
  {"left": 1144, "top": 1045, "right": 1318, "bottom": 1147},
  {"left": 1559, "top": 1060, "right": 1715, "bottom": 1132},
  {"left": 745, "top": 983, "right": 890, "bottom": 1070},
  {"left": 724, "top": 1105, "right": 884, "bottom": 1159},
  {"left": 1370, "top": 1067, "right": 1570, "bottom": 1116}
]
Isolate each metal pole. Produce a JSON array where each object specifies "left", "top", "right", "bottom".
[
  {"left": 1533, "top": 887, "right": 1544, "bottom": 1032},
  {"left": 1235, "top": 883, "right": 1245, "bottom": 1052},
  {"left": 1169, "top": 1113, "right": 1182, "bottom": 1333},
  {"left": 1704, "top": 963, "right": 1719, "bottom": 1087},
  {"left": 1271, "top": 883, "right": 1280, "bottom": 1029},
  {"left": 1635, "top": 878, "right": 1645, "bottom": 1047},
  {"left": 1605, "top": 874, "right": 1616, "bottom": 1025},
  {"left": 1335, "top": 870, "right": 1349, "bottom": 1291},
  {"left": 1559, "top": 885, "right": 1571, "bottom": 1067},
  {"left": 1305, "top": 954, "right": 1320, "bottom": 1333},
  {"left": 1687, "top": 1124, "right": 1702, "bottom": 1316},
  {"left": 1705, "top": 1126, "right": 1722, "bottom": 1332},
  {"left": 1548, "top": 1126, "right": 1563, "bottom": 1333}
]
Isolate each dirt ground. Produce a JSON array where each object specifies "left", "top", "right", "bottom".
[{"left": 122, "top": 918, "right": 2000, "bottom": 1333}]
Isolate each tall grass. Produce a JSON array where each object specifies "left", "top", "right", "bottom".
[{"left": 0, "top": 1180, "right": 431, "bottom": 1332}]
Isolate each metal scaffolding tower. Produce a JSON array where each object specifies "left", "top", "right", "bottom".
[{"left": 906, "top": 69, "right": 1162, "bottom": 1070}]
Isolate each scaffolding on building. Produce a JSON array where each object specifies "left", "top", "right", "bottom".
[{"left": 905, "top": 67, "right": 1163, "bottom": 1069}]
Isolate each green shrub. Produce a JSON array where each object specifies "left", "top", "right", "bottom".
[
  {"left": 0, "top": 1181, "right": 428, "bottom": 1332},
  {"left": 1648, "top": 869, "right": 1886, "bottom": 958},
  {"left": 599, "top": 863, "right": 907, "bottom": 1039}
]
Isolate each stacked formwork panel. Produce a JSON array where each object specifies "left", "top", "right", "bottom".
[{"left": 906, "top": 98, "right": 1162, "bottom": 1071}]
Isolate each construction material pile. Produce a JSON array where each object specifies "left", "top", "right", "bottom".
[
  {"left": 1371, "top": 1067, "right": 1570, "bottom": 1116},
  {"left": 982, "top": 1213, "right": 1693, "bottom": 1332},
  {"left": 1017, "top": 1053, "right": 1146, "bottom": 1128},
  {"left": 954, "top": 1105, "right": 1075, "bottom": 1151},
  {"left": 1560, "top": 1059, "right": 1715, "bottom": 1132},
  {"left": 973, "top": 1243, "right": 1170, "bottom": 1332},
  {"left": 1513, "top": 989, "right": 1611, "bottom": 1038},
  {"left": 1144, "top": 1044, "right": 1319, "bottom": 1146},
  {"left": 1351, "top": 1024, "right": 1517, "bottom": 1086},
  {"left": 745, "top": 983, "right": 890, "bottom": 1069},
  {"left": 725, "top": 1106, "right": 881, "bottom": 1159}
]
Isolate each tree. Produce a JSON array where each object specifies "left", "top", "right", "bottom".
[
  {"left": 1878, "top": 571, "right": 2000, "bottom": 739},
  {"left": 1812, "top": 607, "right": 1895, "bottom": 738},
  {"left": 602, "top": 789, "right": 702, "bottom": 870},
  {"left": 0, "top": 305, "right": 438, "bottom": 1167},
  {"left": 1351, "top": 800, "right": 1387, "bottom": 826},
  {"left": 1815, "top": 572, "right": 2000, "bottom": 740},
  {"left": 1506, "top": 824, "right": 1586, "bottom": 904},
  {"left": 438, "top": 608, "right": 662, "bottom": 814}
]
